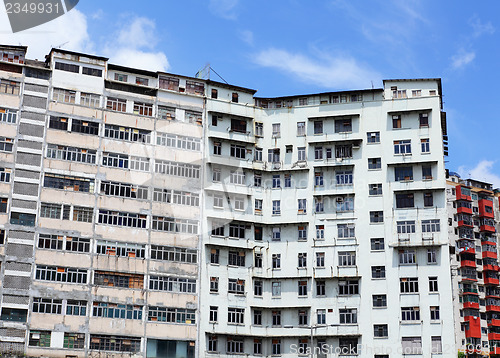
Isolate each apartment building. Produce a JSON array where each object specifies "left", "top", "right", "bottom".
[
  {"left": 448, "top": 173, "right": 500, "bottom": 357},
  {"left": 0, "top": 45, "right": 203, "bottom": 357},
  {"left": 200, "top": 79, "right": 454, "bottom": 357}
]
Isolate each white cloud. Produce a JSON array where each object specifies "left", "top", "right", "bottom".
[
  {"left": 209, "top": 0, "right": 239, "bottom": 20},
  {"left": 469, "top": 15, "right": 495, "bottom": 38},
  {"left": 104, "top": 17, "right": 169, "bottom": 72},
  {"left": 239, "top": 30, "right": 254, "bottom": 46},
  {"left": 451, "top": 50, "right": 476, "bottom": 70},
  {"left": 0, "top": 8, "right": 92, "bottom": 60},
  {"left": 458, "top": 160, "right": 500, "bottom": 188},
  {"left": 254, "top": 48, "right": 381, "bottom": 90}
]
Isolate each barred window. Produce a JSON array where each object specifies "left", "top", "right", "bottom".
[
  {"left": 0, "top": 79, "right": 20, "bottom": 95},
  {"left": 148, "top": 306, "right": 196, "bottom": 324},
  {"left": 46, "top": 144, "right": 96, "bottom": 164},
  {"left": 32, "top": 297, "right": 62, "bottom": 314},
  {"left": 102, "top": 152, "right": 128, "bottom": 169},
  {"left": 98, "top": 210, "right": 147, "bottom": 229},
  {"left": 66, "top": 300, "right": 87, "bottom": 316},
  {"left": 157, "top": 106, "right": 176, "bottom": 120},
  {"left": 157, "top": 132, "right": 201, "bottom": 151},
  {"left": 0, "top": 107, "right": 17, "bottom": 123},
  {"left": 152, "top": 216, "right": 198, "bottom": 234},
  {"left": 155, "top": 159, "right": 200, "bottom": 179},
  {"left": 93, "top": 302, "right": 142, "bottom": 320},
  {"left": 106, "top": 97, "right": 127, "bottom": 112},
  {"left": 80, "top": 92, "right": 100, "bottom": 108},
  {"left": 133, "top": 102, "right": 153, "bottom": 116},
  {"left": 100, "top": 180, "right": 148, "bottom": 200},
  {"left": 150, "top": 245, "right": 197, "bottom": 263},
  {"left": 0, "top": 137, "right": 13, "bottom": 152},
  {"left": 0, "top": 168, "right": 11, "bottom": 183},
  {"left": 72, "top": 206, "right": 94, "bottom": 223},
  {"left": 89, "top": 335, "right": 141, "bottom": 353},
  {"left": 104, "top": 124, "right": 151, "bottom": 143},
  {"left": 53, "top": 88, "right": 76, "bottom": 103},
  {"left": 228, "top": 279, "right": 245, "bottom": 294},
  {"left": 35, "top": 265, "right": 87, "bottom": 283},
  {"left": 44, "top": 172, "right": 94, "bottom": 192},
  {"left": 94, "top": 271, "right": 144, "bottom": 289},
  {"left": 63, "top": 332, "right": 85, "bottom": 349},
  {"left": 153, "top": 188, "right": 199, "bottom": 206},
  {"left": 149, "top": 275, "right": 196, "bottom": 293},
  {"left": 71, "top": 119, "right": 99, "bottom": 136},
  {"left": 96, "top": 240, "right": 145, "bottom": 258}
]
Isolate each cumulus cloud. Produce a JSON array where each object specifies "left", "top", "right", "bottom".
[
  {"left": 458, "top": 160, "right": 500, "bottom": 188},
  {"left": 0, "top": 8, "right": 92, "bottom": 59},
  {"left": 451, "top": 50, "right": 476, "bottom": 70},
  {"left": 209, "top": 0, "right": 239, "bottom": 20},
  {"left": 104, "top": 17, "right": 169, "bottom": 72},
  {"left": 254, "top": 48, "right": 381, "bottom": 90}
]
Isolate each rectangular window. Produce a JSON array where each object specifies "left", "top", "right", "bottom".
[
  {"left": 186, "top": 80, "right": 204, "bottom": 95},
  {"left": 99, "top": 210, "right": 148, "bottom": 229},
  {"left": 335, "top": 118, "right": 352, "bottom": 133},
  {"left": 298, "top": 225, "right": 307, "bottom": 240},
  {"left": 430, "top": 306, "right": 440, "bottom": 321},
  {"left": 212, "top": 168, "right": 221, "bottom": 182},
  {"left": 422, "top": 165, "right": 433, "bottom": 179},
  {"left": 114, "top": 73, "right": 128, "bottom": 82},
  {"left": 208, "top": 336, "right": 218, "bottom": 352},
  {"left": 314, "top": 120, "right": 323, "bottom": 134},
  {"left": 32, "top": 297, "right": 63, "bottom": 314},
  {"left": 209, "top": 306, "right": 218, "bottom": 322},
  {"left": 421, "top": 138, "right": 430, "bottom": 153},
  {"left": 422, "top": 219, "right": 440, "bottom": 233},
  {"left": 29, "top": 330, "right": 51, "bottom": 347},
  {"left": 272, "top": 282, "right": 281, "bottom": 296},
  {"left": 228, "top": 279, "right": 245, "bottom": 294},
  {"left": 339, "top": 308, "right": 357, "bottom": 324},
  {"left": 82, "top": 66, "right": 102, "bottom": 77},
  {"left": 427, "top": 248, "right": 437, "bottom": 264},
  {"left": 0, "top": 137, "right": 13, "bottom": 152},
  {"left": 0, "top": 107, "right": 17, "bottom": 123},
  {"left": 393, "top": 90, "right": 407, "bottom": 99},
  {"left": 371, "top": 266, "right": 386, "bottom": 279},
  {"left": 272, "top": 123, "right": 280, "bottom": 137},
  {"left": 399, "top": 249, "right": 417, "bottom": 265},
  {"left": 338, "top": 224, "right": 355, "bottom": 238},
  {"left": 96, "top": 240, "right": 145, "bottom": 258},
  {"left": 147, "top": 306, "right": 195, "bottom": 324},
  {"left": 412, "top": 90, "right": 422, "bottom": 97},
  {"left": 298, "top": 310, "right": 308, "bottom": 325},
  {"left": 338, "top": 251, "right": 356, "bottom": 266},
  {"left": 316, "top": 252, "right": 325, "bottom": 267},
  {"left": 0, "top": 198, "right": 6, "bottom": 213},
  {"left": 368, "top": 158, "right": 381, "bottom": 170},
  {"left": 397, "top": 220, "right": 416, "bottom": 234},
  {"left": 400, "top": 277, "right": 419, "bottom": 293},
  {"left": 371, "top": 238, "right": 384, "bottom": 251},
  {"left": 231, "top": 92, "right": 239, "bottom": 103},
  {"left": 395, "top": 166, "right": 413, "bottom": 181},
  {"left": 369, "top": 184, "right": 383, "bottom": 196},
  {"left": 272, "top": 339, "right": 281, "bottom": 354},
  {"left": 284, "top": 173, "right": 291, "bottom": 187},
  {"left": 158, "top": 106, "right": 176, "bottom": 120},
  {"left": 394, "top": 140, "right": 412, "bottom": 155},
  {"left": 152, "top": 216, "right": 198, "bottom": 234},
  {"left": 100, "top": 180, "right": 148, "bottom": 200},
  {"left": 133, "top": 102, "right": 153, "bottom": 116},
  {"left": 315, "top": 172, "right": 324, "bottom": 186},
  {"left": 298, "top": 253, "right": 307, "bottom": 268},
  {"left": 254, "top": 310, "right": 262, "bottom": 325},
  {"left": 55, "top": 61, "right": 79, "bottom": 73},
  {"left": 336, "top": 170, "right": 353, "bottom": 185},
  {"left": 298, "top": 147, "right": 306, "bottom": 161},
  {"left": 95, "top": 271, "right": 144, "bottom": 289},
  {"left": 93, "top": 302, "right": 143, "bottom": 320},
  {"left": 367, "top": 131, "right": 380, "bottom": 143},
  {"left": 317, "top": 309, "right": 326, "bottom": 325},
  {"left": 105, "top": 124, "right": 151, "bottom": 143},
  {"left": 228, "top": 251, "right": 245, "bottom": 267},
  {"left": 316, "top": 280, "right": 326, "bottom": 296},
  {"left": 424, "top": 192, "right": 433, "bottom": 207},
  {"left": 392, "top": 114, "right": 402, "bottom": 128},
  {"left": 229, "top": 223, "right": 245, "bottom": 239},
  {"left": 254, "top": 253, "right": 263, "bottom": 268},
  {"left": 396, "top": 193, "right": 414, "bottom": 208},
  {"left": 230, "top": 118, "right": 247, "bottom": 133},
  {"left": 89, "top": 335, "right": 141, "bottom": 353},
  {"left": 66, "top": 300, "right": 87, "bottom": 316},
  {"left": 335, "top": 144, "right": 352, "bottom": 159},
  {"left": 254, "top": 122, "right": 263, "bottom": 136},
  {"left": 80, "top": 92, "right": 100, "bottom": 107},
  {"left": 336, "top": 197, "right": 354, "bottom": 212},
  {"left": 402, "top": 337, "right": 422, "bottom": 355},
  {"left": 229, "top": 171, "right": 245, "bottom": 185},
  {"left": 419, "top": 113, "right": 429, "bottom": 127},
  {"left": 155, "top": 160, "right": 200, "bottom": 179},
  {"left": 297, "top": 122, "right": 306, "bottom": 136},
  {"left": 338, "top": 280, "right": 359, "bottom": 295},
  {"left": 272, "top": 200, "right": 281, "bottom": 215},
  {"left": 298, "top": 281, "right": 308, "bottom": 296},
  {"left": 0, "top": 79, "right": 20, "bottom": 95},
  {"left": 268, "top": 148, "right": 280, "bottom": 163},
  {"left": 106, "top": 97, "right": 127, "bottom": 112},
  {"left": 374, "top": 324, "right": 388, "bottom": 338},
  {"left": 150, "top": 245, "right": 197, "bottom": 264},
  {"left": 254, "top": 147, "right": 262, "bottom": 161},
  {"left": 373, "top": 294, "right": 387, "bottom": 308},
  {"left": 230, "top": 144, "right": 246, "bottom": 159},
  {"left": 210, "top": 277, "right": 219, "bottom": 292},
  {"left": 316, "top": 225, "right": 325, "bottom": 240},
  {"left": 159, "top": 76, "right": 179, "bottom": 91},
  {"left": 431, "top": 337, "right": 442, "bottom": 354},
  {"left": 272, "top": 254, "right": 281, "bottom": 269},
  {"left": 46, "top": 144, "right": 96, "bottom": 164},
  {"left": 370, "top": 211, "right": 384, "bottom": 223},
  {"left": 254, "top": 199, "right": 262, "bottom": 214},
  {"left": 227, "top": 307, "right": 244, "bottom": 324},
  {"left": 35, "top": 265, "right": 87, "bottom": 284},
  {"left": 210, "top": 249, "right": 220, "bottom": 264},
  {"left": 429, "top": 277, "right": 438, "bottom": 292},
  {"left": 254, "top": 172, "right": 261, "bottom": 187}
]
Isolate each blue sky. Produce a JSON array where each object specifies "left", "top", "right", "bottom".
[{"left": 1, "top": 0, "right": 499, "bottom": 186}]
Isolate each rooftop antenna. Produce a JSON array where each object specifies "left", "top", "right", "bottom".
[
  {"left": 195, "top": 63, "right": 211, "bottom": 80},
  {"left": 53, "top": 41, "right": 69, "bottom": 49},
  {"left": 371, "top": 81, "right": 374, "bottom": 89}
]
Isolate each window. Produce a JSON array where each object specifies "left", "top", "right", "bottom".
[
  {"left": 371, "top": 238, "right": 384, "bottom": 251},
  {"left": 212, "top": 168, "right": 221, "bottom": 183},
  {"left": 339, "top": 280, "right": 359, "bottom": 295},
  {"left": 272, "top": 339, "right": 281, "bottom": 354},
  {"left": 105, "top": 124, "right": 151, "bottom": 143},
  {"left": 229, "top": 223, "right": 245, "bottom": 238},
  {"left": 339, "top": 251, "right": 356, "bottom": 266},
  {"left": 339, "top": 308, "right": 357, "bottom": 324},
  {"left": 425, "top": 248, "right": 437, "bottom": 264},
  {"left": 32, "top": 297, "right": 62, "bottom": 314},
  {"left": 89, "top": 335, "right": 141, "bottom": 352},
  {"left": 284, "top": 174, "right": 291, "bottom": 187},
  {"left": 255, "top": 122, "right": 263, "bottom": 136},
  {"left": 399, "top": 249, "right": 416, "bottom": 265},
  {"left": 210, "top": 249, "right": 220, "bottom": 264},
  {"left": 422, "top": 219, "right": 440, "bottom": 233},
  {"left": 336, "top": 170, "right": 353, "bottom": 185},
  {"left": 369, "top": 184, "right": 382, "bottom": 196},
  {"left": 99, "top": 210, "right": 147, "bottom": 229},
  {"left": 80, "top": 92, "right": 100, "bottom": 108},
  {"left": 0, "top": 137, "right": 13, "bottom": 152},
  {"left": 298, "top": 199, "right": 307, "bottom": 214},
  {"left": 374, "top": 324, "right": 388, "bottom": 338},
  {"left": 208, "top": 336, "right": 218, "bottom": 352},
  {"left": 373, "top": 294, "right": 387, "bottom": 308},
  {"left": 234, "top": 196, "right": 244, "bottom": 211},
  {"left": 227, "top": 307, "right": 244, "bottom": 324},
  {"left": 298, "top": 310, "right": 308, "bottom": 325},
  {"left": 423, "top": 192, "right": 433, "bottom": 207},
  {"left": 210, "top": 277, "right": 219, "bottom": 293},
  {"left": 316, "top": 252, "right": 325, "bottom": 267},
  {"left": 314, "top": 120, "right": 323, "bottom": 134},
  {"left": 272, "top": 254, "right": 281, "bottom": 269},
  {"left": 213, "top": 141, "right": 222, "bottom": 156},
  {"left": 421, "top": 138, "right": 430, "bottom": 153},
  {"left": 66, "top": 300, "right": 86, "bottom": 316},
  {"left": 186, "top": 80, "right": 204, "bottom": 95},
  {"left": 370, "top": 211, "right": 384, "bottom": 223},
  {"left": 96, "top": 240, "right": 145, "bottom": 258},
  {"left": 253, "top": 309, "right": 262, "bottom": 325},
  {"left": 298, "top": 281, "right": 308, "bottom": 296},
  {"left": 272, "top": 282, "right": 281, "bottom": 296},
  {"left": 133, "top": 102, "right": 153, "bottom": 116},
  {"left": 298, "top": 225, "right": 307, "bottom": 240},
  {"left": 337, "top": 197, "right": 354, "bottom": 212},
  {"left": 315, "top": 172, "right": 324, "bottom": 186},
  {"left": 254, "top": 280, "right": 263, "bottom": 296},
  {"left": 368, "top": 158, "right": 381, "bottom": 170},
  {"left": 230, "top": 170, "right": 245, "bottom": 185},
  {"left": 0, "top": 168, "right": 10, "bottom": 183},
  {"left": 397, "top": 221, "right": 416, "bottom": 235},
  {"left": 53, "top": 88, "right": 76, "bottom": 103},
  {"left": 419, "top": 113, "right": 429, "bottom": 127},
  {"left": 395, "top": 166, "right": 413, "bottom": 181},
  {"left": 0, "top": 229, "right": 4, "bottom": 244},
  {"left": 396, "top": 193, "right": 414, "bottom": 209},
  {"left": 431, "top": 337, "right": 442, "bottom": 354},
  {"left": 400, "top": 277, "right": 419, "bottom": 293},
  {"left": 316, "top": 225, "right": 325, "bottom": 240},
  {"left": 230, "top": 144, "right": 246, "bottom": 159},
  {"left": 93, "top": 303, "right": 143, "bottom": 320},
  {"left": 298, "top": 147, "right": 306, "bottom": 161},
  {"left": 298, "top": 253, "right": 307, "bottom": 268},
  {"left": 422, "top": 165, "right": 432, "bottom": 180},
  {"left": 430, "top": 306, "right": 440, "bottom": 321},
  {"left": 401, "top": 337, "right": 422, "bottom": 355},
  {"left": 254, "top": 199, "right": 262, "bottom": 214},
  {"left": 150, "top": 245, "right": 197, "bottom": 264},
  {"left": 394, "top": 140, "right": 411, "bottom": 155},
  {"left": 0, "top": 107, "right": 17, "bottom": 123},
  {"left": 272, "top": 123, "right": 280, "bottom": 137},
  {"left": 412, "top": 90, "right": 422, "bottom": 97},
  {"left": 335, "top": 118, "right": 352, "bottom": 133},
  {"left": 158, "top": 106, "right": 176, "bottom": 120},
  {"left": 393, "top": 90, "right": 407, "bottom": 99},
  {"left": 228, "top": 279, "right": 245, "bottom": 294},
  {"left": 392, "top": 115, "right": 402, "bottom": 128},
  {"left": 106, "top": 97, "right": 127, "bottom": 112},
  {"left": 82, "top": 66, "right": 102, "bottom": 77},
  {"left": 272, "top": 200, "right": 281, "bottom": 215},
  {"left": 335, "top": 144, "right": 352, "bottom": 159},
  {"left": 29, "top": 330, "right": 51, "bottom": 347},
  {"left": 114, "top": 73, "right": 128, "bottom": 82},
  {"left": 228, "top": 251, "right": 245, "bottom": 267},
  {"left": 49, "top": 116, "right": 68, "bottom": 130},
  {"left": 0, "top": 79, "right": 20, "bottom": 95},
  {"left": 254, "top": 147, "right": 262, "bottom": 162},
  {"left": 149, "top": 275, "right": 196, "bottom": 293},
  {"left": 429, "top": 277, "right": 438, "bottom": 292},
  {"left": 401, "top": 306, "right": 420, "bottom": 321},
  {"left": 231, "top": 92, "right": 239, "bottom": 103},
  {"left": 36, "top": 265, "right": 87, "bottom": 284},
  {"left": 254, "top": 172, "right": 262, "bottom": 187},
  {"left": 297, "top": 122, "right": 306, "bottom": 136},
  {"left": 367, "top": 131, "right": 380, "bottom": 143},
  {"left": 338, "top": 224, "right": 355, "bottom": 238},
  {"left": 372, "top": 266, "right": 386, "bottom": 279},
  {"left": 272, "top": 175, "right": 281, "bottom": 188}
]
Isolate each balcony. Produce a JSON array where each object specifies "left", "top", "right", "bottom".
[
  {"left": 483, "top": 264, "right": 500, "bottom": 272},
  {"left": 488, "top": 333, "right": 500, "bottom": 341},
  {"left": 457, "top": 220, "right": 474, "bottom": 228},
  {"left": 456, "top": 185, "right": 472, "bottom": 201},
  {"left": 481, "top": 224, "right": 496, "bottom": 233},
  {"left": 457, "top": 205, "right": 473, "bottom": 215},
  {"left": 490, "top": 347, "right": 500, "bottom": 355},
  {"left": 483, "top": 251, "right": 498, "bottom": 260},
  {"left": 460, "top": 260, "right": 476, "bottom": 268},
  {"left": 488, "top": 319, "right": 500, "bottom": 327},
  {"left": 485, "top": 277, "right": 500, "bottom": 286},
  {"left": 464, "top": 316, "right": 481, "bottom": 338},
  {"left": 463, "top": 301, "right": 480, "bottom": 309},
  {"left": 458, "top": 247, "right": 475, "bottom": 255},
  {"left": 479, "top": 199, "right": 495, "bottom": 219}
]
